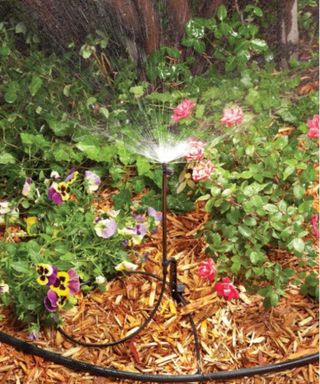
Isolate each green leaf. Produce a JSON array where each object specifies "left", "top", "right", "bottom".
[
  {"left": 11, "top": 261, "right": 29, "bottom": 273},
  {"left": 263, "top": 204, "right": 278, "bottom": 213},
  {"left": 250, "top": 39, "right": 268, "bottom": 51},
  {"left": 283, "top": 165, "right": 295, "bottom": 180},
  {"left": 15, "top": 22, "right": 26, "bottom": 34},
  {"left": 136, "top": 157, "right": 151, "bottom": 176},
  {"left": 195, "top": 104, "right": 205, "bottom": 118},
  {"left": 63, "top": 84, "right": 71, "bottom": 97},
  {"left": 249, "top": 251, "right": 265, "bottom": 265},
  {"left": 46, "top": 118, "right": 70, "bottom": 136},
  {"left": 263, "top": 292, "right": 279, "bottom": 309},
  {"left": 238, "top": 225, "right": 252, "bottom": 238},
  {"left": 231, "top": 255, "right": 242, "bottom": 273},
  {"left": 20, "top": 133, "right": 49, "bottom": 148},
  {"left": 129, "top": 86, "right": 144, "bottom": 98},
  {"left": 217, "top": 5, "right": 227, "bottom": 21},
  {"left": 243, "top": 216, "right": 257, "bottom": 226},
  {"left": 76, "top": 142, "right": 112, "bottom": 162},
  {"left": 0, "top": 46, "right": 10, "bottom": 57},
  {"left": 290, "top": 238, "right": 305, "bottom": 254},
  {"left": 293, "top": 184, "right": 304, "bottom": 200},
  {"left": 4, "top": 81, "right": 19, "bottom": 103},
  {"left": 28, "top": 76, "right": 43, "bottom": 96},
  {"left": 0, "top": 152, "right": 16, "bottom": 164},
  {"left": 100, "top": 107, "right": 109, "bottom": 119}
]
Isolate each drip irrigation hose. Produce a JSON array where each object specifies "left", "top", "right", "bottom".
[
  {"left": 57, "top": 268, "right": 168, "bottom": 347},
  {"left": 0, "top": 331, "right": 318, "bottom": 382}
]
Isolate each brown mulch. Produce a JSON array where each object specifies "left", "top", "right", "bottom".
[{"left": 0, "top": 198, "right": 319, "bottom": 384}]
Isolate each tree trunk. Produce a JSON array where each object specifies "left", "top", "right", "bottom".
[
  {"left": 280, "top": 0, "right": 299, "bottom": 67},
  {"left": 199, "top": 0, "right": 225, "bottom": 17},
  {"left": 164, "top": 0, "right": 192, "bottom": 47}
]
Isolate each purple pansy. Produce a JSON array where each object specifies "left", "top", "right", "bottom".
[
  {"left": 47, "top": 266, "right": 58, "bottom": 286},
  {"left": 148, "top": 207, "right": 162, "bottom": 223},
  {"left": 95, "top": 218, "right": 117, "bottom": 239},
  {"left": 135, "top": 223, "right": 147, "bottom": 236},
  {"left": 67, "top": 268, "right": 80, "bottom": 295},
  {"left": 64, "top": 169, "right": 78, "bottom": 182},
  {"left": 133, "top": 214, "right": 145, "bottom": 223},
  {"left": 44, "top": 290, "right": 59, "bottom": 312},
  {"left": 48, "top": 185, "right": 63, "bottom": 205}
]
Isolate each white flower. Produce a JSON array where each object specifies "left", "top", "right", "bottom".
[
  {"left": 0, "top": 201, "right": 11, "bottom": 215},
  {"left": 0, "top": 282, "right": 9, "bottom": 294},
  {"left": 22, "top": 177, "right": 33, "bottom": 197},
  {"left": 50, "top": 171, "right": 60, "bottom": 179},
  {"left": 95, "top": 275, "right": 106, "bottom": 285},
  {"left": 84, "top": 171, "right": 101, "bottom": 193}
]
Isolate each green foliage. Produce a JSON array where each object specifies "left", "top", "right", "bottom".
[
  {"left": 147, "top": 4, "right": 271, "bottom": 82},
  {"left": 0, "top": 8, "right": 318, "bottom": 330}
]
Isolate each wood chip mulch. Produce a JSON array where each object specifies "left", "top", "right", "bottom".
[{"left": 0, "top": 198, "right": 319, "bottom": 384}]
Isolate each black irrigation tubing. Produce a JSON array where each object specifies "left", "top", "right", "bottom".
[
  {"left": 0, "top": 331, "right": 318, "bottom": 382},
  {"left": 57, "top": 267, "right": 168, "bottom": 348}
]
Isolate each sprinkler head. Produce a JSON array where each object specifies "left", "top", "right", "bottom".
[{"left": 164, "top": 167, "right": 174, "bottom": 176}]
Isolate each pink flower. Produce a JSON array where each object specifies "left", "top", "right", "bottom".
[
  {"left": 192, "top": 159, "right": 214, "bottom": 182},
  {"left": 185, "top": 139, "right": 205, "bottom": 161},
  {"left": 198, "top": 258, "right": 216, "bottom": 282},
  {"left": 311, "top": 214, "right": 319, "bottom": 238},
  {"left": 214, "top": 277, "right": 239, "bottom": 301},
  {"left": 307, "top": 114, "right": 319, "bottom": 139},
  {"left": 221, "top": 107, "right": 244, "bottom": 126},
  {"left": 172, "top": 99, "right": 195, "bottom": 122}
]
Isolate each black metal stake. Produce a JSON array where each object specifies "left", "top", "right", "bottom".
[{"left": 161, "top": 163, "right": 168, "bottom": 266}]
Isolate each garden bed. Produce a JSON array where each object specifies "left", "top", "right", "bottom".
[{"left": 0, "top": 200, "right": 318, "bottom": 383}]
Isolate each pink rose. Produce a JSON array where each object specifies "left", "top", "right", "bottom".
[
  {"left": 185, "top": 139, "right": 205, "bottom": 161},
  {"left": 221, "top": 107, "right": 244, "bottom": 127},
  {"left": 198, "top": 258, "right": 216, "bottom": 282},
  {"left": 307, "top": 114, "right": 319, "bottom": 139},
  {"left": 192, "top": 159, "right": 214, "bottom": 182},
  {"left": 311, "top": 214, "right": 319, "bottom": 238},
  {"left": 172, "top": 99, "right": 195, "bottom": 122},
  {"left": 214, "top": 277, "right": 239, "bottom": 301}
]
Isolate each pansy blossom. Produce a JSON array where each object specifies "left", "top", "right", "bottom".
[
  {"left": 0, "top": 281, "right": 9, "bottom": 294},
  {"left": 118, "top": 223, "right": 147, "bottom": 245},
  {"left": 48, "top": 170, "right": 78, "bottom": 205},
  {"left": 22, "top": 177, "right": 33, "bottom": 197},
  {"left": 36, "top": 265, "right": 80, "bottom": 312},
  {"left": 84, "top": 171, "right": 101, "bottom": 193},
  {"left": 148, "top": 207, "right": 162, "bottom": 224},
  {"left": 44, "top": 290, "right": 68, "bottom": 312},
  {"left": 36, "top": 263, "right": 58, "bottom": 286},
  {"left": 95, "top": 218, "right": 117, "bottom": 239},
  {"left": 115, "top": 260, "right": 138, "bottom": 272},
  {"left": 50, "top": 270, "right": 79, "bottom": 297}
]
